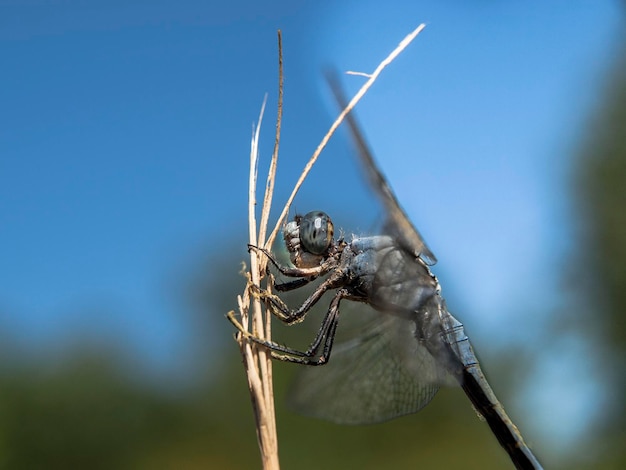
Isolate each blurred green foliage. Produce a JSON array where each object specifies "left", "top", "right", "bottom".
[
  {"left": 573, "top": 37, "right": 626, "bottom": 470},
  {"left": 0, "top": 341, "right": 520, "bottom": 469}
]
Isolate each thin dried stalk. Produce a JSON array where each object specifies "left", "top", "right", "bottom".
[
  {"left": 230, "top": 31, "right": 283, "bottom": 470},
  {"left": 245, "top": 94, "right": 280, "bottom": 469},
  {"left": 230, "top": 24, "right": 426, "bottom": 470}
]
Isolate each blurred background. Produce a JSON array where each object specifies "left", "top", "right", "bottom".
[{"left": 1, "top": 1, "right": 625, "bottom": 468}]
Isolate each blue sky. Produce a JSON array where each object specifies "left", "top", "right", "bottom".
[{"left": 0, "top": 0, "right": 623, "bottom": 460}]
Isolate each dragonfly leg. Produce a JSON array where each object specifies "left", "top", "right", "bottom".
[
  {"left": 250, "top": 272, "right": 344, "bottom": 325},
  {"left": 228, "top": 288, "right": 349, "bottom": 365},
  {"left": 248, "top": 283, "right": 294, "bottom": 323},
  {"left": 273, "top": 277, "right": 317, "bottom": 292},
  {"left": 226, "top": 309, "right": 314, "bottom": 359},
  {"left": 248, "top": 244, "right": 328, "bottom": 278}
]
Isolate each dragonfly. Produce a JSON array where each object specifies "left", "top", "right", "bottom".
[{"left": 230, "top": 82, "right": 543, "bottom": 470}]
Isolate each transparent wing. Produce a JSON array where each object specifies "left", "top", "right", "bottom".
[
  {"left": 327, "top": 72, "right": 437, "bottom": 265},
  {"left": 287, "top": 310, "right": 452, "bottom": 424}
]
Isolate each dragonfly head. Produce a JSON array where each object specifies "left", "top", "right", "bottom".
[
  {"left": 284, "top": 211, "right": 335, "bottom": 268},
  {"left": 298, "top": 211, "right": 334, "bottom": 255}
]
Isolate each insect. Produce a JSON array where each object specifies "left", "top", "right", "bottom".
[{"left": 230, "top": 81, "right": 542, "bottom": 470}]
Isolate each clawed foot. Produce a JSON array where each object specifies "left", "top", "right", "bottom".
[{"left": 248, "top": 282, "right": 291, "bottom": 321}]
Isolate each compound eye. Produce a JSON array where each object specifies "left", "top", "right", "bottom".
[{"left": 299, "top": 211, "right": 334, "bottom": 255}]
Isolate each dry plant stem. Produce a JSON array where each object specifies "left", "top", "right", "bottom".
[
  {"left": 256, "top": 30, "right": 284, "bottom": 463},
  {"left": 236, "top": 31, "right": 285, "bottom": 470},
  {"left": 259, "top": 30, "right": 283, "bottom": 246},
  {"left": 258, "top": 33, "right": 283, "bottom": 422},
  {"left": 240, "top": 96, "right": 280, "bottom": 470},
  {"left": 265, "top": 23, "right": 426, "bottom": 250}
]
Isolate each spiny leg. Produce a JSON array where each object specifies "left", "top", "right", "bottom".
[
  {"left": 230, "top": 288, "right": 350, "bottom": 365},
  {"left": 226, "top": 310, "right": 311, "bottom": 359},
  {"left": 251, "top": 273, "right": 343, "bottom": 325},
  {"left": 274, "top": 277, "right": 317, "bottom": 292},
  {"left": 248, "top": 244, "right": 328, "bottom": 278}
]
